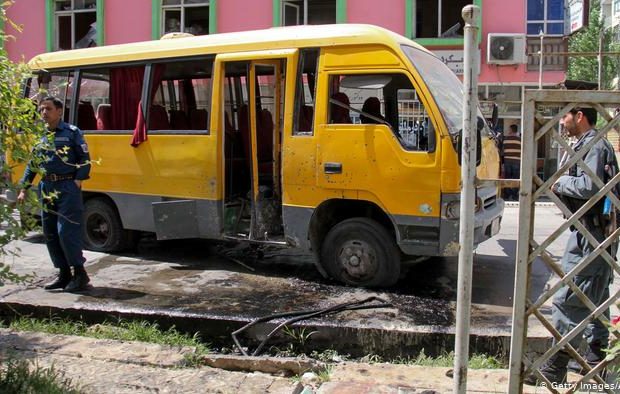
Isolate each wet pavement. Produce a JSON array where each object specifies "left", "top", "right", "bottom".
[{"left": 1, "top": 205, "right": 615, "bottom": 361}]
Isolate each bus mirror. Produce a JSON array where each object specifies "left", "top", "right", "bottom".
[
  {"left": 339, "top": 75, "right": 392, "bottom": 89},
  {"left": 457, "top": 117, "right": 483, "bottom": 166}
]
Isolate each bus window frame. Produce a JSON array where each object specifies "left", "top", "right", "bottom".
[
  {"left": 144, "top": 55, "right": 215, "bottom": 136},
  {"left": 324, "top": 69, "right": 439, "bottom": 154}
]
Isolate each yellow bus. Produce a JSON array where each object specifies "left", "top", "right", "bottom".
[{"left": 16, "top": 24, "right": 503, "bottom": 287}]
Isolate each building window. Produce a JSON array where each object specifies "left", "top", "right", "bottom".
[
  {"left": 54, "top": 0, "right": 97, "bottom": 50},
  {"left": 282, "top": 0, "right": 336, "bottom": 26},
  {"left": 527, "top": 0, "right": 564, "bottom": 35},
  {"left": 414, "top": 0, "right": 471, "bottom": 38},
  {"left": 162, "top": 0, "right": 209, "bottom": 35}
]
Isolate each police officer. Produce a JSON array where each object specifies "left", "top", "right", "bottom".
[
  {"left": 17, "top": 96, "right": 91, "bottom": 292},
  {"left": 525, "top": 107, "right": 617, "bottom": 385}
]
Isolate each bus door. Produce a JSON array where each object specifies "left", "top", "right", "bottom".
[{"left": 214, "top": 50, "right": 296, "bottom": 243}]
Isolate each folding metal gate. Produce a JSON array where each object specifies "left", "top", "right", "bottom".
[{"left": 508, "top": 90, "right": 620, "bottom": 393}]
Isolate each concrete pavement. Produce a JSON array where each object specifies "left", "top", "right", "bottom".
[{"left": 0, "top": 205, "right": 618, "bottom": 392}]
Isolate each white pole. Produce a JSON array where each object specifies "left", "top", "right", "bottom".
[
  {"left": 539, "top": 30, "right": 544, "bottom": 89},
  {"left": 454, "top": 5, "right": 480, "bottom": 394}
]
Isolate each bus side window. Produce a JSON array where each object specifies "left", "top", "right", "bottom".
[
  {"left": 149, "top": 57, "right": 213, "bottom": 132},
  {"left": 329, "top": 73, "right": 433, "bottom": 152},
  {"left": 39, "top": 72, "right": 75, "bottom": 123},
  {"left": 293, "top": 49, "right": 319, "bottom": 135},
  {"left": 76, "top": 68, "right": 109, "bottom": 131},
  {"left": 76, "top": 66, "right": 146, "bottom": 132}
]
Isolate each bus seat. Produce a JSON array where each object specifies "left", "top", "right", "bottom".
[
  {"left": 96, "top": 104, "right": 112, "bottom": 130},
  {"left": 330, "top": 92, "right": 352, "bottom": 124},
  {"left": 360, "top": 97, "right": 384, "bottom": 124},
  {"left": 189, "top": 108, "right": 208, "bottom": 130},
  {"left": 148, "top": 105, "right": 170, "bottom": 130},
  {"left": 299, "top": 105, "right": 314, "bottom": 131},
  {"left": 238, "top": 104, "right": 250, "bottom": 161},
  {"left": 224, "top": 111, "right": 234, "bottom": 133},
  {"left": 257, "top": 108, "right": 274, "bottom": 174},
  {"left": 78, "top": 102, "right": 97, "bottom": 130},
  {"left": 170, "top": 110, "right": 189, "bottom": 130}
]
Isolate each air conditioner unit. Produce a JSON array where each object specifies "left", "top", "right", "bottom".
[{"left": 487, "top": 33, "right": 527, "bottom": 65}]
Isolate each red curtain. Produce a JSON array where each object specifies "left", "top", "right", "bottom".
[
  {"left": 131, "top": 65, "right": 165, "bottom": 147},
  {"left": 110, "top": 66, "right": 145, "bottom": 131}
]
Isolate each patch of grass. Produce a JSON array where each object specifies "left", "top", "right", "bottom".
[
  {"left": 392, "top": 349, "right": 505, "bottom": 369},
  {"left": 8, "top": 317, "right": 88, "bottom": 336},
  {"left": 6, "top": 317, "right": 209, "bottom": 363},
  {"left": 317, "top": 365, "right": 333, "bottom": 382},
  {"left": 309, "top": 349, "right": 349, "bottom": 363},
  {"left": 0, "top": 358, "right": 81, "bottom": 394}
]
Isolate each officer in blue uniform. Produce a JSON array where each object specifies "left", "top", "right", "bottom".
[
  {"left": 525, "top": 107, "right": 617, "bottom": 385},
  {"left": 17, "top": 96, "right": 91, "bottom": 292}
]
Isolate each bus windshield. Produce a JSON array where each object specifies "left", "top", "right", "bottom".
[{"left": 401, "top": 45, "right": 464, "bottom": 138}]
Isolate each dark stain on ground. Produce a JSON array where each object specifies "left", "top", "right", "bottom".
[{"left": 77, "top": 238, "right": 530, "bottom": 330}]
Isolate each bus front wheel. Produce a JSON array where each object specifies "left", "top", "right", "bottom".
[
  {"left": 83, "top": 198, "right": 131, "bottom": 252},
  {"left": 320, "top": 218, "right": 400, "bottom": 287}
]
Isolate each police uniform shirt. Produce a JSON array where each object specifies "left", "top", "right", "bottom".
[{"left": 20, "top": 121, "right": 91, "bottom": 186}]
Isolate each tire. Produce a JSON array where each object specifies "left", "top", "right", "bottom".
[
  {"left": 320, "top": 217, "right": 400, "bottom": 287},
  {"left": 83, "top": 198, "right": 132, "bottom": 252}
]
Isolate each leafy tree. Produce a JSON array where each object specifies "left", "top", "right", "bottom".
[
  {"left": 0, "top": 2, "right": 47, "bottom": 284},
  {"left": 567, "top": 0, "right": 619, "bottom": 89}
]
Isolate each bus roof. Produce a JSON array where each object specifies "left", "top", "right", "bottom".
[{"left": 28, "top": 24, "right": 430, "bottom": 70}]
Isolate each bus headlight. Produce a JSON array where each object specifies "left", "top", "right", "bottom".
[{"left": 445, "top": 197, "right": 482, "bottom": 219}]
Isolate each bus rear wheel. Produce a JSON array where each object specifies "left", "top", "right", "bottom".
[
  {"left": 83, "top": 198, "right": 133, "bottom": 252},
  {"left": 320, "top": 218, "right": 400, "bottom": 287}
]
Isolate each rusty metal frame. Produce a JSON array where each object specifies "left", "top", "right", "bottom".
[{"left": 508, "top": 90, "right": 620, "bottom": 393}]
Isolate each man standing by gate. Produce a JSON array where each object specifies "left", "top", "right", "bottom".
[{"left": 525, "top": 107, "right": 618, "bottom": 385}]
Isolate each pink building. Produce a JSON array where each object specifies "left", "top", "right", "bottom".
[{"left": 4, "top": 0, "right": 566, "bottom": 132}]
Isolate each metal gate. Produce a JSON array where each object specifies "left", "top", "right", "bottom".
[{"left": 508, "top": 90, "right": 620, "bottom": 393}]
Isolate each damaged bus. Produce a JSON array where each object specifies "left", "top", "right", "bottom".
[{"left": 13, "top": 24, "right": 504, "bottom": 287}]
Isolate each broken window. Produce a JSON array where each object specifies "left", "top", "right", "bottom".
[
  {"left": 54, "top": 0, "right": 97, "bottom": 50},
  {"left": 414, "top": 0, "right": 471, "bottom": 38},
  {"left": 282, "top": 0, "right": 336, "bottom": 26},
  {"left": 162, "top": 0, "right": 209, "bottom": 36}
]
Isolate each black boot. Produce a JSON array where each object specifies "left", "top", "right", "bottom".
[
  {"left": 64, "top": 266, "right": 90, "bottom": 292},
  {"left": 44, "top": 268, "right": 72, "bottom": 290},
  {"left": 567, "top": 343, "right": 607, "bottom": 376},
  {"left": 524, "top": 351, "right": 569, "bottom": 386}
]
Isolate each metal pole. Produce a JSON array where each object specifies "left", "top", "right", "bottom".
[
  {"left": 507, "top": 91, "right": 536, "bottom": 393},
  {"left": 453, "top": 5, "right": 480, "bottom": 394},
  {"left": 598, "top": 29, "right": 604, "bottom": 90},
  {"left": 538, "top": 30, "right": 544, "bottom": 89}
]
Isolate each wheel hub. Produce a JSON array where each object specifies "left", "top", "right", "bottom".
[{"left": 338, "top": 240, "right": 376, "bottom": 280}]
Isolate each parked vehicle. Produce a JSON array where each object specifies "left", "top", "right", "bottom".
[{"left": 11, "top": 24, "right": 503, "bottom": 287}]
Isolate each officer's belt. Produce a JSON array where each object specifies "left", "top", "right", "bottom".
[{"left": 43, "top": 173, "right": 75, "bottom": 182}]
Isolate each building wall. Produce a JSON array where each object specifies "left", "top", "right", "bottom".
[
  {"left": 347, "top": 0, "right": 405, "bottom": 34},
  {"left": 105, "top": 0, "right": 151, "bottom": 45},
  {"left": 479, "top": 0, "right": 564, "bottom": 84},
  {"left": 218, "top": 0, "right": 273, "bottom": 33},
  {"left": 3, "top": 0, "right": 565, "bottom": 86},
  {"left": 5, "top": 2, "right": 46, "bottom": 62}
]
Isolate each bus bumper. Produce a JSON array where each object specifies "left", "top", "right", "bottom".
[{"left": 438, "top": 189, "right": 504, "bottom": 256}]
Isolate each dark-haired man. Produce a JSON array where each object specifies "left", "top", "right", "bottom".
[
  {"left": 17, "top": 96, "right": 91, "bottom": 292},
  {"left": 525, "top": 107, "right": 617, "bottom": 385}
]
